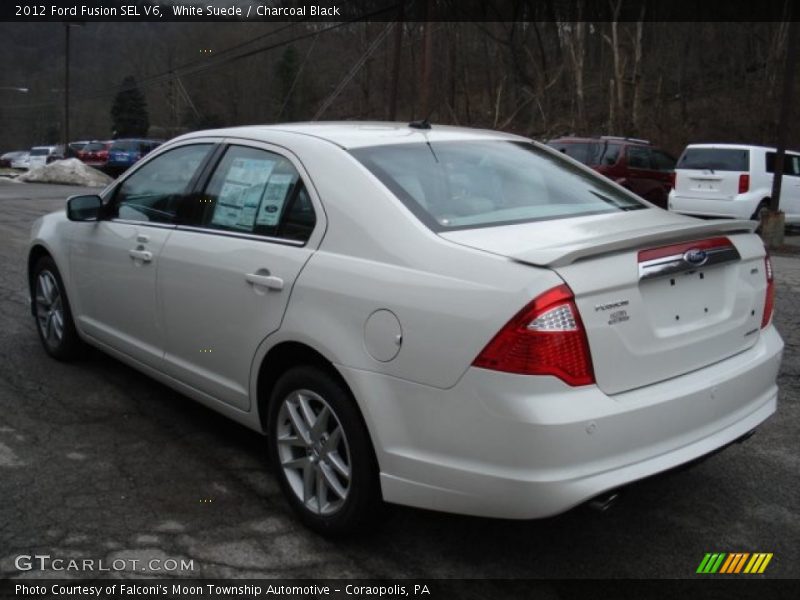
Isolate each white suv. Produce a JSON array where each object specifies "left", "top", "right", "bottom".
[{"left": 668, "top": 143, "right": 800, "bottom": 223}]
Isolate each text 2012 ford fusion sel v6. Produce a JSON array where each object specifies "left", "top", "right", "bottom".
[{"left": 28, "top": 122, "right": 783, "bottom": 535}]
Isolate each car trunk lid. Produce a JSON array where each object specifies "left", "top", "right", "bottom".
[{"left": 441, "top": 210, "right": 767, "bottom": 394}]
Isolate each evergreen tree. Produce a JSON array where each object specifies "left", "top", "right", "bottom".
[{"left": 110, "top": 76, "right": 149, "bottom": 138}]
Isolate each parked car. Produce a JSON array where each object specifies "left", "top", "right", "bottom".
[
  {"left": 68, "top": 141, "right": 90, "bottom": 156},
  {"left": 105, "top": 138, "right": 162, "bottom": 172},
  {"left": 547, "top": 136, "right": 676, "bottom": 208},
  {"left": 0, "top": 150, "right": 29, "bottom": 169},
  {"left": 76, "top": 141, "right": 112, "bottom": 168},
  {"left": 28, "top": 145, "right": 58, "bottom": 169},
  {"left": 46, "top": 145, "right": 69, "bottom": 164},
  {"left": 10, "top": 151, "right": 30, "bottom": 170},
  {"left": 668, "top": 144, "right": 800, "bottom": 224},
  {"left": 28, "top": 123, "right": 782, "bottom": 535}
]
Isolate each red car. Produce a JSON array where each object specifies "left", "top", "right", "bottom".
[
  {"left": 76, "top": 141, "right": 112, "bottom": 169},
  {"left": 546, "top": 136, "right": 676, "bottom": 208}
]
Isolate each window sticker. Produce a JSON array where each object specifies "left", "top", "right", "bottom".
[
  {"left": 256, "top": 173, "right": 296, "bottom": 227},
  {"left": 210, "top": 157, "right": 276, "bottom": 230}
]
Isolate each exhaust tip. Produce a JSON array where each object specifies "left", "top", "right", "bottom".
[{"left": 587, "top": 491, "right": 620, "bottom": 513}]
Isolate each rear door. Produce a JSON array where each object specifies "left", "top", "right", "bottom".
[
  {"left": 157, "top": 141, "right": 323, "bottom": 410},
  {"left": 674, "top": 147, "right": 750, "bottom": 200},
  {"left": 624, "top": 145, "right": 671, "bottom": 206}
]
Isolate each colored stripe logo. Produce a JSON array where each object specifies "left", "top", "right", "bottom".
[{"left": 697, "top": 553, "right": 773, "bottom": 574}]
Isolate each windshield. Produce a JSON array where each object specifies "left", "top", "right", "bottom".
[
  {"left": 677, "top": 148, "right": 749, "bottom": 171},
  {"left": 351, "top": 141, "right": 645, "bottom": 231}
]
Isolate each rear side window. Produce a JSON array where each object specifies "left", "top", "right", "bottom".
[
  {"left": 677, "top": 148, "right": 749, "bottom": 171},
  {"left": 197, "top": 145, "right": 315, "bottom": 242},
  {"left": 547, "top": 142, "right": 614, "bottom": 166},
  {"left": 627, "top": 146, "right": 652, "bottom": 169},
  {"left": 352, "top": 141, "right": 645, "bottom": 232},
  {"left": 651, "top": 150, "right": 676, "bottom": 171},
  {"left": 765, "top": 152, "right": 800, "bottom": 176}
]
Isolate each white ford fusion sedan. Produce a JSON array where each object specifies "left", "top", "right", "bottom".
[{"left": 28, "top": 122, "right": 783, "bottom": 535}]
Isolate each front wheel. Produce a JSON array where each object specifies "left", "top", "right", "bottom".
[
  {"left": 31, "top": 256, "right": 83, "bottom": 361},
  {"left": 268, "top": 366, "right": 384, "bottom": 536}
]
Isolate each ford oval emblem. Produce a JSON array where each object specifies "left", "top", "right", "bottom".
[{"left": 684, "top": 248, "right": 708, "bottom": 266}]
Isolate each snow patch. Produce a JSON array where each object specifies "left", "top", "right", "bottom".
[{"left": 18, "top": 158, "right": 113, "bottom": 187}]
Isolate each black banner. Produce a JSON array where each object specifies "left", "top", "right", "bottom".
[
  {"left": 3, "top": 580, "right": 800, "bottom": 600},
  {"left": 1, "top": 0, "right": 797, "bottom": 23}
]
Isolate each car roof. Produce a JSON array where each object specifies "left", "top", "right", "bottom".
[
  {"left": 548, "top": 136, "right": 649, "bottom": 146},
  {"left": 177, "top": 122, "right": 529, "bottom": 149},
  {"left": 684, "top": 143, "right": 779, "bottom": 152}
]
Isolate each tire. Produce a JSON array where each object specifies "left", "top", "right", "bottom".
[
  {"left": 31, "top": 256, "right": 83, "bottom": 361},
  {"left": 268, "top": 365, "right": 383, "bottom": 536},
  {"left": 751, "top": 200, "right": 769, "bottom": 222}
]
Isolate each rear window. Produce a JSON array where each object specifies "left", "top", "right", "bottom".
[
  {"left": 83, "top": 142, "right": 107, "bottom": 152},
  {"left": 677, "top": 148, "right": 749, "bottom": 171},
  {"left": 111, "top": 141, "right": 141, "bottom": 152},
  {"left": 30, "top": 148, "right": 50, "bottom": 156},
  {"left": 351, "top": 141, "right": 645, "bottom": 232}
]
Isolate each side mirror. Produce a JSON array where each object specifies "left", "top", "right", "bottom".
[{"left": 66, "top": 194, "right": 103, "bottom": 221}]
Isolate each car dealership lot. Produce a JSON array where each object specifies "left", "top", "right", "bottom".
[{"left": 0, "top": 180, "right": 798, "bottom": 579}]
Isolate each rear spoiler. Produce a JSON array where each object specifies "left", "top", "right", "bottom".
[{"left": 514, "top": 219, "right": 756, "bottom": 268}]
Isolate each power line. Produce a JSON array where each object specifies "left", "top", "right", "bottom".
[
  {"left": 5, "top": 4, "right": 400, "bottom": 111},
  {"left": 312, "top": 22, "right": 396, "bottom": 121}
]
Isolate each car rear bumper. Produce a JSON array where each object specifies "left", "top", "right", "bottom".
[
  {"left": 339, "top": 325, "right": 783, "bottom": 519},
  {"left": 668, "top": 191, "right": 761, "bottom": 220}
]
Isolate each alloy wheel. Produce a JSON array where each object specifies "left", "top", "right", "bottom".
[
  {"left": 275, "top": 389, "right": 352, "bottom": 515},
  {"left": 35, "top": 270, "right": 64, "bottom": 347}
]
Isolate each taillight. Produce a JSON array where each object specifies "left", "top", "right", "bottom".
[
  {"left": 670, "top": 172, "right": 677, "bottom": 189},
  {"left": 738, "top": 173, "right": 750, "bottom": 194},
  {"left": 472, "top": 284, "right": 595, "bottom": 386},
  {"left": 761, "top": 252, "right": 775, "bottom": 328}
]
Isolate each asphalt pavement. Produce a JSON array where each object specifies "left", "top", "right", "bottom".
[{"left": 0, "top": 180, "right": 798, "bottom": 580}]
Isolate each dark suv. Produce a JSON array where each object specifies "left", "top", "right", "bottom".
[{"left": 546, "top": 136, "right": 676, "bottom": 208}]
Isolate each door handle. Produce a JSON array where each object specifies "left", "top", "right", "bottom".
[
  {"left": 129, "top": 249, "right": 153, "bottom": 263},
  {"left": 245, "top": 272, "right": 284, "bottom": 291}
]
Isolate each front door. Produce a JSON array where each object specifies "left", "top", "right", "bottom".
[{"left": 69, "top": 143, "right": 215, "bottom": 367}]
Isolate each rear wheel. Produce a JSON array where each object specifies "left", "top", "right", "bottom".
[
  {"left": 31, "top": 256, "right": 83, "bottom": 360},
  {"left": 268, "top": 366, "right": 383, "bottom": 536},
  {"left": 751, "top": 199, "right": 769, "bottom": 222}
]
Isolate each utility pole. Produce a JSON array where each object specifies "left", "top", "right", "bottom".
[
  {"left": 64, "top": 23, "right": 70, "bottom": 149},
  {"left": 418, "top": 0, "right": 433, "bottom": 118},
  {"left": 63, "top": 22, "right": 84, "bottom": 152},
  {"left": 388, "top": 1, "right": 404, "bottom": 121},
  {"left": 763, "top": 16, "right": 798, "bottom": 248}
]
